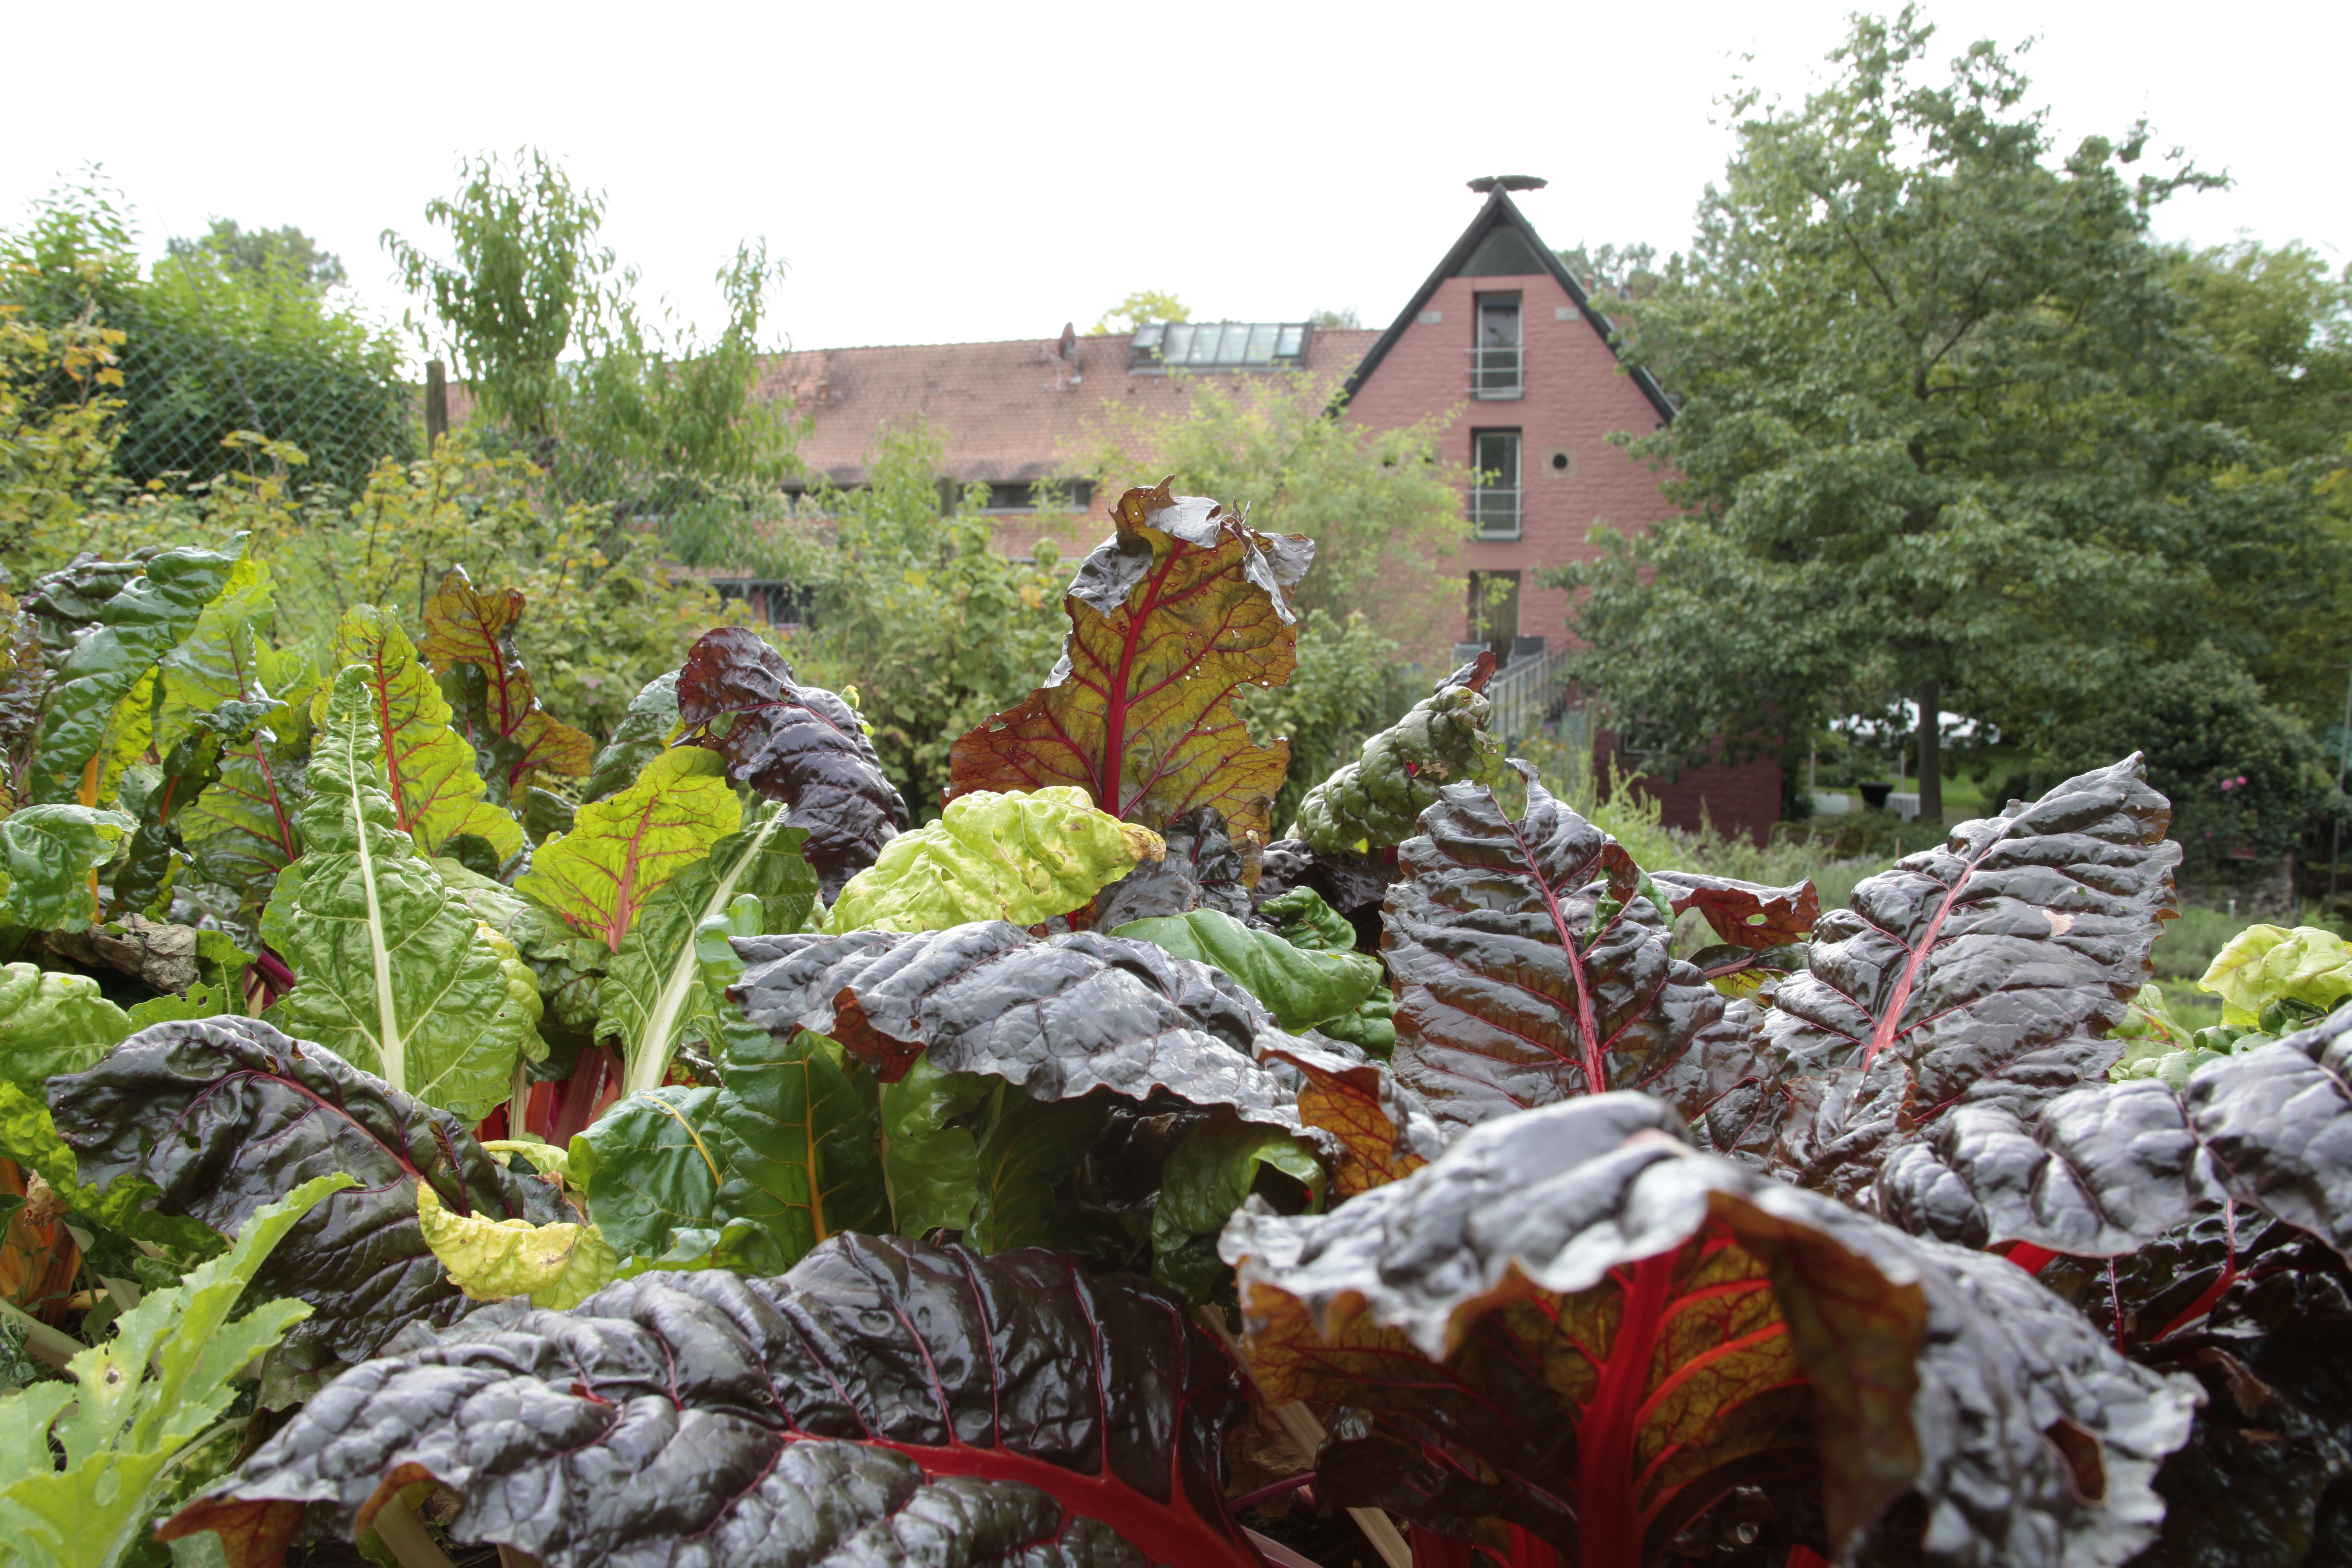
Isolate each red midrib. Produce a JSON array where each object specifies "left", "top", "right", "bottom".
[
  {"left": 1098, "top": 544, "right": 1186, "bottom": 817},
  {"left": 1860, "top": 829, "right": 2004, "bottom": 1068},
  {"left": 370, "top": 647, "right": 414, "bottom": 833},
  {"left": 874, "top": 1437, "right": 1256, "bottom": 1567},
  {"left": 1499, "top": 803, "right": 1607, "bottom": 1093},
  {"left": 1575, "top": 1252, "right": 1675, "bottom": 1568}
]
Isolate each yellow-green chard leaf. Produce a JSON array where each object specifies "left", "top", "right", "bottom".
[
  {"left": 2201, "top": 923, "right": 2352, "bottom": 1027},
  {"left": 0, "top": 1173, "right": 348, "bottom": 1568},
  {"left": 0, "top": 804, "right": 134, "bottom": 931},
  {"left": 597, "top": 803, "right": 818, "bottom": 1096},
  {"left": 515, "top": 747, "right": 740, "bottom": 952},
  {"left": 825, "top": 784, "right": 1165, "bottom": 934},
  {"left": 264, "top": 665, "right": 544, "bottom": 1119},
  {"left": 309, "top": 605, "right": 523, "bottom": 862},
  {"left": 1149, "top": 1109, "right": 1323, "bottom": 1300},
  {"left": 415, "top": 1183, "right": 615, "bottom": 1309},
  {"left": 879, "top": 1052, "right": 990, "bottom": 1237}
]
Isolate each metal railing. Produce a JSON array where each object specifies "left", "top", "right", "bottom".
[
  {"left": 1484, "top": 645, "right": 1572, "bottom": 742},
  {"left": 1469, "top": 344, "right": 1522, "bottom": 398},
  {"left": 1469, "top": 485, "right": 1521, "bottom": 539}
]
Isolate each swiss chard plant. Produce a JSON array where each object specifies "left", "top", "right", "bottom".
[{"left": 6, "top": 485, "right": 2349, "bottom": 1568}]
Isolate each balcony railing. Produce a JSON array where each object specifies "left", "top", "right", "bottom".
[
  {"left": 1470, "top": 344, "right": 1522, "bottom": 398},
  {"left": 1484, "top": 645, "right": 1573, "bottom": 743},
  {"left": 1469, "top": 485, "right": 1521, "bottom": 539}
]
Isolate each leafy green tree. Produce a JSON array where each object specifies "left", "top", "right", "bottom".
[
  {"left": 165, "top": 219, "right": 346, "bottom": 289},
  {"left": 1088, "top": 291, "right": 1189, "bottom": 335},
  {"left": 1553, "top": 10, "right": 2221, "bottom": 822},
  {"left": 2, "top": 183, "right": 413, "bottom": 494},
  {"left": 1235, "top": 609, "right": 1416, "bottom": 830},
  {"left": 383, "top": 148, "right": 801, "bottom": 560},
  {"left": 1075, "top": 371, "right": 1469, "bottom": 663}
]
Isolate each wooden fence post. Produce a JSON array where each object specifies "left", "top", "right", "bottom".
[{"left": 425, "top": 358, "right": 449, "bottom": 449}]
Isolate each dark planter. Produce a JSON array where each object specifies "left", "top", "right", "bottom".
[{"left": 1859, "top": 782, "right": 1893, "bottom": 811}]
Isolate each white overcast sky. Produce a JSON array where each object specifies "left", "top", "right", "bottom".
[{"left": 8, "top": 0, "right": 2343, "bottom": 359}]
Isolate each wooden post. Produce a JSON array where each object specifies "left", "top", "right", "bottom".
[{"left": 425, "top": 359, "right": 449, "bottom": 449}]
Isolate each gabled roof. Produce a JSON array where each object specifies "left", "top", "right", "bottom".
[{"left": 1338, "top": 187, "right": 1676, "bottom": 424}]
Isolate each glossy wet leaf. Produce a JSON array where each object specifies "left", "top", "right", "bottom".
[
  {"left": 1258, "top": 1034, "right": 1447, "bottom": 1198},
  {"left": 1385, "top": 764, "right": 1725, "bottom": 1130},
  {"left": 1149, "top": 1109, "right": 1322, "bottom": 1299},
  {"left": 675, "top": 624, "right": 908, "bottom": 897},
  {"left": 264, "top": 667, "right": 544, "bottom": 1119},
  {"left": 582, "top": 669, "right": 680, "bottom": 805},
  {"left": 1090, "top": 805, "right": 1256, "bottom": 927},
  {"left": 878, "top": 1051, "right": 991, "bottom": 1236},
  {"left": 0, "top": 803, "right": 133, "bottom": 931},
  {"left": 828, "top": 784, "right": 1165, "bottom": 934},
  {"left": 946, "top": 480, "right": 1313, "bottom": 845},
  {"left": 1293, "top": 652, "right": 1503, "bottom": 855},
  {"left": 1112, "top": 904, "right": 1383, "bottom": 1035},
  {"left": 165, "top": 1234, "right": 1261, "bottom": 1568},
  {"left": 2199, "top": 924, "right": 2352, "bottom": 1027},
  {"left": 1651, "top": 869, "right": 1823, "bottom": 949},
  {"left": 514, "top": 745, "right": 740, "bottom": 950},
  {"left": 48, "top": 1014, "right": 573, "bottom": 1385},
  {"left": 1223, "top": 1093, "right": 2199, "bottom": 1568}
]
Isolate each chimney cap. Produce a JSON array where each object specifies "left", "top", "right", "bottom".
[{"left": 1467, "top": 175, "right": 1549, "bottom": 193}]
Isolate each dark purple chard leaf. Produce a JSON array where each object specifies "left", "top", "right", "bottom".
[
  {"left": 1255, "top": 838, "right": 1395, "bottom": 918},
  {"left": 1646, "top": 998, "right": 1796, "bottom": 1166},
  {"left": 675, "top": 625, "right": 909, "bottom": 896},
  {"left": 730, "top": 921, "right": 1323, "bottom": 1147},
  {"left": 1767, "top": 756, "right": 2179, "bottom": 1125},
  {"left": 46, "top": 1014, "right": 571, "bottom": 1389},
  {"left": 1383, "top": 763, "right": 1726, "bottom": 1130},
  {"left": 1091, "top": 805, "right": 1254, "bottom": 927},
  {"left": 1651, "top": 869, "right": 1822, "bottom": 949},
  {"left": 1876, "top": 1007, "right": 2352, "bottom": 1261},
  {"left": 163, "top": 1234, "right": 1263, "bottom": 1568},
  {"left": 1221, "top": 1093, "right": 2200, "bottom": 1568}
]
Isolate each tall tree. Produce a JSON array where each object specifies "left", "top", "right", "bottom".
[{"left": 1555, "top": 10, "right": 2218, "bottom": 821}]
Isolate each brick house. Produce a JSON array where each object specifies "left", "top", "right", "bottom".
[{"left": 750, "top": 182, "right": 1782, "bottom": 836}]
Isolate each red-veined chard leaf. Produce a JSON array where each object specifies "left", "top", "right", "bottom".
[
  {"left": 1384, "top": 763, "right": 1726, "bottom": 1131},
  {"left": 309, "top": 605, "right": 524, "bottom": 861},
  {"left": 46, "top": 1014, "right": 572, "bottom": 1393},
  {"left": 729, "top": 921, "right": 1323, "bottom": 1146},
  {"left": 164, "top": 1234, "right": 1261, "bottom": 1568},
  {"left": 1257, "top": 1034, "right": 1447, "bottom": 1198},
  {"left": 595, "top": 802, "right": 818, "bottom": 1096},
  {"left": 1761, "top": 756, "right": 2182, "bottom": 1200},
  {"left": 514, "top": 746, "right": 740, "bottom": 951},
  {"left": 31, "top": 542, "right": 243, "bottom": 805},
  {"left": 945, "top": 480, "right": 1314, "bottom": 845},
  {"left": 1222, "top": 1092, "right": 2200, "bottom": 1568},
  {"left": 674, "top": 624, "right": 908, "bottom": 898},
  {"left": 1876, "top": 1006, "right": 2352, "bottom": 1261},
  {"left": 418, "top": 565, "right": 596, "bottom": 795},
  {"left": 1294, "top": 651, "right": 1502, "bottom": 856},
  {"left": 1651, "top": 870, "right": 1822, "bottom": 950},
  {"left": 263, "top": 666, "right": 544, "bottom": 1119}
]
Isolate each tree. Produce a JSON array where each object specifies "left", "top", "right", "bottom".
[
  {"left": 1073, "top": 371, "right": 1469, "bottom": 663},
  {"left": 1554, "top": 10, "right": 2222, "bottom": 822},
  {"left": 1087, "top": 290, "right": 1189, "bottom": 335},
  {"left": 383, "top": 148, "right": 801, "bottom": 560},
  {"left": 165, "top": 219, "right": 346, "bottom": 290},
  {"left": 1309, "top": 307, "right": 1360, "bottom": 329}
]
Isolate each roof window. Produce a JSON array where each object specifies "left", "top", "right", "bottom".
[{"left": 1130, "top": 321, "right": 1311, "bottom": 373}]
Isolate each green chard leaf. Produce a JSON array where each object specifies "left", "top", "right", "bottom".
[
  {"left": 264, "top": 665, "right": 544, "bottom": 1119},
  {"left": 597, "top": 803, "right": 817, "bottom": 1096},
  {"left": 0, "top": 803, "right": 134, "bottom": 931},
  {"left": 2200, "top": 923, "right": 2352, "bottom": 1027},
  {"left": 514, "top": 746, "right": 740, "bottom": 951},
  {"left": 309, "top": 605, "right": 523, "bottom": 861},
  {"left": 1149, "top": 1109, "right": 1322, "bottom": 1300},
  {"left": 1114, "top": 902, "right": 1384, "bottom": 1037},
  {"left": 31, "top": 543, "right": 244, "bottom": 805},
  {"left": 582, "top": 669, "right": 680, "bottom": 804},
  {"left": 826, "top": 784, "right": 1166, "bottom": 933},
  {"left": 433, "top": 857, "right": 611, "bottom": 1064},
  {"left": 1293, "top": 651, "right": 1504, "bottom": 855},
  {"left": 0, "top": 1173, "right": 348, "bottom": 1568},
  {"left": 878, "top": 1051, "right": 990, "bottom": 1237},
  {"left": 573, "top": 903, "right": 882, "bottom": 1270}
]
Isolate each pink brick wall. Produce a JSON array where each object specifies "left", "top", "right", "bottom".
[{"left": 1340, "top": 271, "right": 1675, "bottom": 656}]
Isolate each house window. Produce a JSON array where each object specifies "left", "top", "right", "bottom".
[
  {"left": 711, "top": 580, "right": 813, "bottom": 629},
  {"left": 1130, "top": 322, "right": 1311, "bottom": 373},
  {"left": 980, "top": 480, "right": 1095, "bottom": 513},
  {"left": 1470, "top": 429, "right": 1521, "bottom": 539},
  {"left": 1473, "top": 293, "right": 1522, "bottom": 398},
  {"left": 1467, "top": 571, "right": 1521, "bottom": 661}
]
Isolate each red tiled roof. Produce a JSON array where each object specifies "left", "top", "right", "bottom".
[{"left": 754, "top": 328, "right": 1383, "bottom": 486}]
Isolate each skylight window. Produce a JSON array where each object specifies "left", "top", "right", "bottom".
[{"left": 1129, "top": 321, "right": 1311, "bottom": 373}]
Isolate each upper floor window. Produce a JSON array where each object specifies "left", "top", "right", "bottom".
[
  {"left": 1130, "top": 321, "right": 1311, "bottom": 373},
  {"left": 980, "top": 480, "right": 1094, "bottom": 513},
  {"left": 1470, "top": 429, "right": 1521, "bottom": 540},
  {"left": 1473, "top": 293, "right": 1522, "bottom": 399}
]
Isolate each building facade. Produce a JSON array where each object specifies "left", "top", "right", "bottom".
[{"left": 755, "top": 185, "right": 1782, "bottom": 836}]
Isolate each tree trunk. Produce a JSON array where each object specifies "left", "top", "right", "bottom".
[{"left": 1918, "top": 679, "right": 1942, "bottom": 825}]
